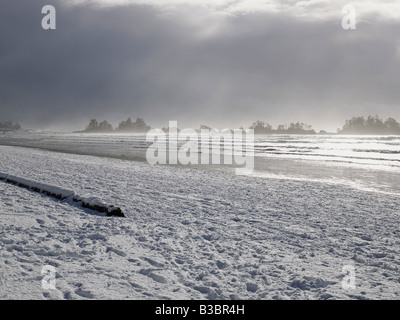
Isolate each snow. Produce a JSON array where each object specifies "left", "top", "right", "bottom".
[{"left": 1, "top": 144, "right": 400, "bottom": 300}]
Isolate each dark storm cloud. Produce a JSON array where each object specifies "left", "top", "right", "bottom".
[
  {"left": 1, "top": 0, "right": 400, "bottom": 131},
  {"left": 0, "top": 0, "right": 189, "bottom": 130}
]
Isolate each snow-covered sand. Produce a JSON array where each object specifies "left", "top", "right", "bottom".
[{"left": 1, "top": 145, "right": 400, "bottom": 300}]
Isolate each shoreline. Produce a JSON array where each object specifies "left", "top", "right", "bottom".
[{"left": 1, "top": 136, "right": 400, "bottom": 197}]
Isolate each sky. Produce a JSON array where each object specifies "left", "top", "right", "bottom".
[{"left": 1, "top": 0, "right": 400, "bottom": 132}]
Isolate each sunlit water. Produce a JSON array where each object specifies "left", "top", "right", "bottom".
[{"left": 1, "top": 131, "right": 399, "bottom": 195}]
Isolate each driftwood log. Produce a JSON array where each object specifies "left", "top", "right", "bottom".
[{"left": 0, "top": 174, "right": 125, "bottom": 217}]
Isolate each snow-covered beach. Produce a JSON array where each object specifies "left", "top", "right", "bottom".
[
  {"left": 3, "top": 0, "right": 400, "bottom": 303},
  {"left": 1, "top": 133, "right": 400, "bottom": 300}
]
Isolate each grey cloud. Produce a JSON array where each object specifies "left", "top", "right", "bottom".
[{"left": 0, "top": 0, "right": 399, "bottom": 132}]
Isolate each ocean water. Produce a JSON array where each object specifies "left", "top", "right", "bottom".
[
  {"left": 1, "top": 131, "right": 399, "bottom": 195},
  {"left": 250, "top": 134, "right": 400, "bottom": 195}
]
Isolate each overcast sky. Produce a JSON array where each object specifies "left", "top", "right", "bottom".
[{"left": 1, "top": 0, "right": 400, "bottom": 132}]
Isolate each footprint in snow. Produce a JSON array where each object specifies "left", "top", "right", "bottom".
[
  {"left": 139, "top": 268, "right": 168, "bottom": 284},
  {"left": 74, "top": 288, "right": 95, "bottom": 299},
  {"left": 105, "top": 247, "right": 126, "bottom": 257},
  {"left": 36, "top": 219, "right": 45, "bottom": 225},
  {"left": 142, "top": 257, "right": 164, "bottom": 268},
  {"left": 148, "top": 272, "right": 168, "bottom": 284}
]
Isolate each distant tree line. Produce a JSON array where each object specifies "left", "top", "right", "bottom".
[
  {"left": 249, "top": 116, "right": 400, "bottom": 135},
  {"left": 79, "top": 115, "right": 400, "bottom": 135},
  {"left": 249, "top": 120, "right": 316, "bottom": 134},
  {"left": 338, "top": 115, "right": 400, "bottom": 135},
  {"left": 82, "top": 117, "right": 151, "bottom": 133},
  {"left": 0, "top": 121, "right": 21, "bottom": 131}
]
